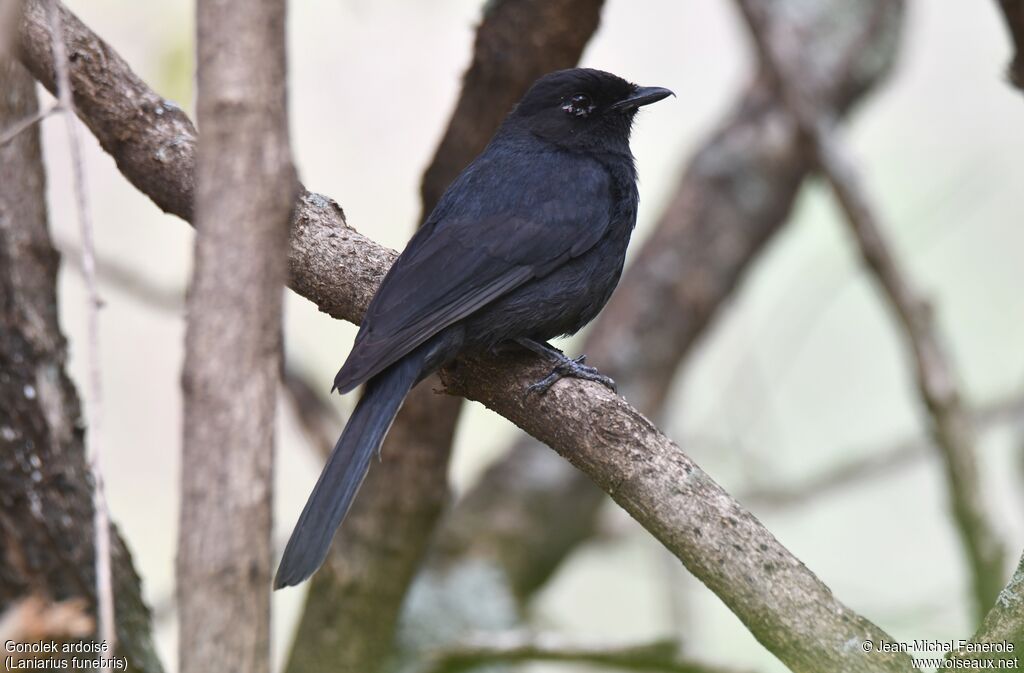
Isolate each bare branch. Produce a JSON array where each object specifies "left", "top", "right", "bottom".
[
  {"left": 59, "top": 223, "right": 1024, "bottom": 636},
  {"left": 238, "top": 358, "right": 1024, "bottom": 521},
  {"left": 285, "top": 2, "right": 605, "bottom": 671},
  {"left": 57, "top": 238, "right": 183, "bottom": 311},
  {"left": 16, "top": 4, "right": 911, "bottom": 670},
  {"left": 59, "top": 240, "right": 338, "bottom": 464},
  {"left": 416, "top": 632, "right": 755, "bottom": 673},
  {"left": 17, "top": 0, "right": 197, "bottom": 220},
  {"left": 996, "top": 0, "right": 1024, "bottom": 91},
  {"left": 41, "top": 0, "right": 114, "bottom": 648},
  {"left": 0, "top": 56, "right": 163, "bottom": 673},
  {"left": 175, "top": 0, "right": 297, "bottom": 672},
  {"left": 406, "top": 0, "right": 904, "bottom": 654},
  {"left": 734, "top": 0, "right": 1008, "bottom": 623},
  {"left": 950, "top": 548, "right": 1024, "bottom": 666},
  {"left": 281, "top": 366, "right": 340, "bottom": 452},
  {"left": 0, "top": 101, "right": 57, "bottom": 147},
  {"left": 61, "top": 238, "right": 345, "bottom": 489},
  {"left": 438, "top": 353, "right": 912, "bottom": 672},
  {"left": 742, "top": 390, "right": 1024, "bottom": 508}
]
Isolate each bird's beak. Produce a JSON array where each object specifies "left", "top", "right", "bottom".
[{"left": 610, "top": 86, "right": 675, "bottom": 112}]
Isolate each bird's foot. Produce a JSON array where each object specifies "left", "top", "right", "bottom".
[{"left": 527, "top": 353, "right": 617, "bottom": 394}]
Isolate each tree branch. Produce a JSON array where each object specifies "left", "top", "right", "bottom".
[
  {"left": 416, "top": 632, "right": 755, "bottom": 673},
  {"left": 741, "top": 390, "right": 1024, "bottom": 508},
  {"left": 57, "top": 238, "right": 183, "bottom": 310},
  {"left": 15, "top": 3, "right": 912, "bottom": 670},
  {"left": 0, "top": 56, "right": 163, "bottom": 673},
  {"left": 951, "top": 548, "right": 1024, "bottom": 666},
  {"left": 68, "top": 218, "right": 1024, "bottom": 515},
  {"left": 285, "top": 3, "right": 604, "bottom": 671},
  {"left": 437, "top": 352, "right": 914, "bottom": 672},
  {"left": 175, "top": 0, "right": 297, "bottom": 672},
  {"left": 0, "top": 101, "right": 58, "bottom": 147},
  {"left": 42, "top": 0, "right": 115, "bottom": 648},
  {"left": 734, "top": 0, "right": 1007, "bottom": 624},
  {"left": 405, "top": 0, "right": 904, "bottom": 655}
]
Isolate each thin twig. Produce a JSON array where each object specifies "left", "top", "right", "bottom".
[
  {"left": 57, "top": 237, "right": 183, "bottom": 310},
  {"left": 59, "top": 238, "right": 341, "bottom": 461},
  {"left": 0, "top": 101, "right": 58, "bottom": 147},
  {"left": 416, "top": 632, "right": 755, "bottom": 673},
  {"left": 44, "top": 0, "right": 115, "bottom": 649},
  {"left": 742, "top": 389, "right": 1024, "bottom": 507},
  {"left": 734, "top": 0, "right": 1007, "bottom": 622},
  {"left": 281, "top": 366, "right": 341, "bottom": 454},
  {"left": 948, "top": 547, "right": 1024, "bottom": 667}
]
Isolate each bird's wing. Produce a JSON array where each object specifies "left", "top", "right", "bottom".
[{"left": 333, "top": 152, "right": 613, "bottom": 392}]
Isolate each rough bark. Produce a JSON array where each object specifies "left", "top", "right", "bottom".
[
  {"left": 17, "top": 0, "right": 196, "bottom": 220},
  {"left": 15, "top": 4, "right": 911, "bottom": 670},
  {"left": 437, "top": 352, "right": 911, "bottom": 673},
  {"left": 950, "top": 548, "right": 1024, "bottom": 667},
  {"left": 997, "top": 0, "right": 1024, "bottom": 91},
  {"left": 0, "top": 58, "right": 163, "bottom": 673},
  {"left": 284, "top": 3, "right": 604, "bottom": 671},
  {"left": 175, "top": 1, "right": 297, "bottom": 672}
]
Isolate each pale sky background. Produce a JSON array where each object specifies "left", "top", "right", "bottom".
[{"left": 31, "top": 0, "right": 1024, "bottom": 671}]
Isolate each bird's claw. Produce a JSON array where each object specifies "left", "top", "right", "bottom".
[{"left": 527, "top": 354, "right": 617, "bottom": 395}]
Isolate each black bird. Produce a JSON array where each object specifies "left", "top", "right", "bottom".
[{"left": 274, "top": 68, "right": 672, "bottom": 589}]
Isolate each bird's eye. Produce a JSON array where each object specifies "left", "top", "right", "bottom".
[{"left": 561, "top": 93, "right": 595, "bottom": 118}]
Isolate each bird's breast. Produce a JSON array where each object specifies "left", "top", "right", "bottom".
[{"left": 461, "top": 212, "right": 636, "bottom": 348}]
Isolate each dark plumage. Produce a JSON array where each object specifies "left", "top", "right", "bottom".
[{"left": 275, "top": 68, "right": 672, "bottom": 589}]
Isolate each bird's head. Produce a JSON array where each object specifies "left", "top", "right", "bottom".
[{"left": 507, "top": 68, "right": 673, "bottom": 152}]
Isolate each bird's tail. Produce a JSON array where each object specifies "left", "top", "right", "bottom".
[{"left": 273, "top": 352, "right": 422, "bottom": 589}]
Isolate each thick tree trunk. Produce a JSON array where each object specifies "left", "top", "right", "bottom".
[
  {"left": 175, "top": 0, "right": 297, "bottom": 672},
  {"left": 0, "top": 58, "right": 163, "bottom": 673}
]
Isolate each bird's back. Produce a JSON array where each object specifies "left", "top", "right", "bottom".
[
  {"left": 461, "top": 149, "right": 639, "bottom": 347},
  {"left": 334, "top": 133, "right": 634, "bottom": 392}
]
